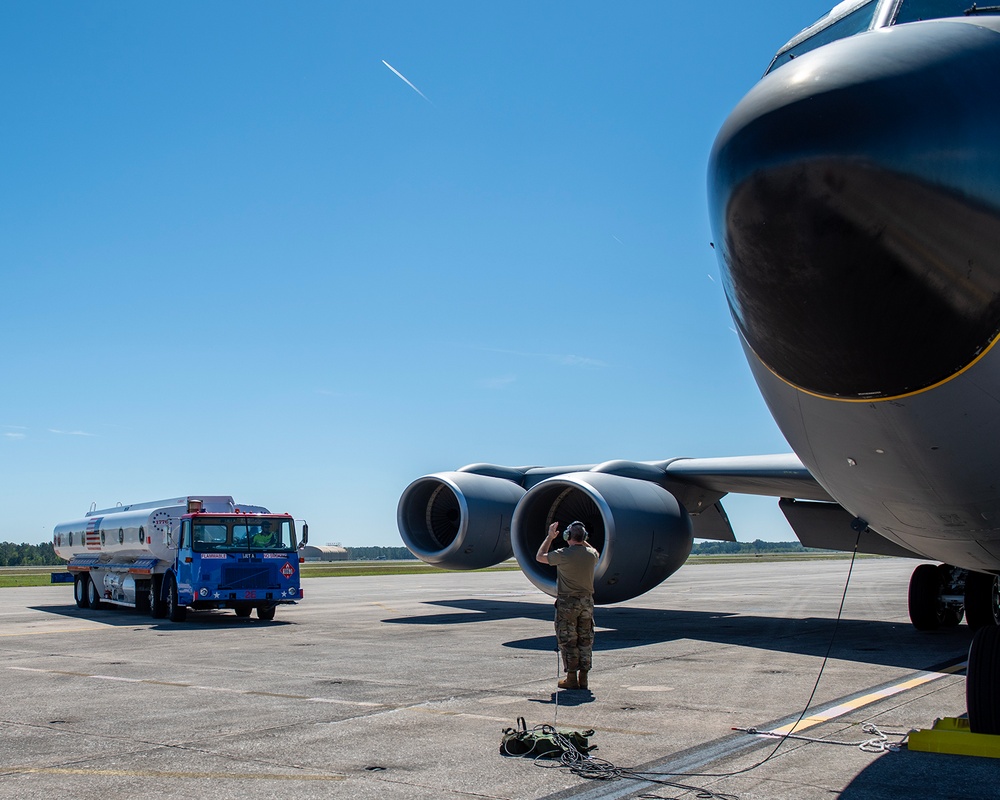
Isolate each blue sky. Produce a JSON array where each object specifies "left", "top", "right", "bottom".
[{"left": 1, "top": 1, "right": 833, "bottom": 547}]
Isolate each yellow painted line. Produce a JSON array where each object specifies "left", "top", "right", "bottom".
[
  {"left": 769, "top": 662, "right": 966, "bottom": 736},
  {"left": 2, "top": 767, "right": 343, "bottom": 781}
]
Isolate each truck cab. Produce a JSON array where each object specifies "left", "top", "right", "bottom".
[{"left": 167, "top": 510, "right": 303, "bottom": 621}]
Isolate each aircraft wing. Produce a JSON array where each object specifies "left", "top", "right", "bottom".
[{"left": 397, "top": 452, "right": 923, "bottom": 604}]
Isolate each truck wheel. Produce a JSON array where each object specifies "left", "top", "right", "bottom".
[
  {"left": 149, "top": 577, "right": 168, "bottom": 619},
  {"left": 74, "top": 575, "right": 90, "bottom": 609},
  {"left": 135, "top": 584, "right": 151, "bottom": 614},
  {"left": 256, "top": 605, "right": 276, "bottom": 621},
  {"left": 234, "top": 605, "right": 252, "bottom": 618},
  {"left": 86, "top": 576, "right": 105, "bottom": 610},
  {"left": 166, "top": 576, "right": 187, "bottom": 622}
]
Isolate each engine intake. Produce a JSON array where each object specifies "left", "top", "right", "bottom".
[
  {"left": 511, "top": 472, "right": 693, "bottom": 604},
  {"left": 397, "top": 472, "right": 525, "bottom": 570}
]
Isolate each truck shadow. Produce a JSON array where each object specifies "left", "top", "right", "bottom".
[
  {"left": 383, "top": 597, "right": 973, "bottom": 672},
  {"left": 30, "top": 605, "right": 295, "bottom": 629}
]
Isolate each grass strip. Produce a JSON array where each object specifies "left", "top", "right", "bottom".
[{"left": 0, "top": 552, "right": 872, "bottom": 589}]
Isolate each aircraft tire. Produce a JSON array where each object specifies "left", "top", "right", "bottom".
[
  {"left": 256, "top": 605, "right": 276, "bottom": 621},
  {"left": 86, "top": 575, "right": 104, "bottom": 610},
  {"left": 166, "top": 576, "right": 187, "bottom": 623},
  {"left": 965, "top": 572, "right": 1000, "bottom": 631},
  {"left": 74, "top": 574, "right": 90, "bottom": 609},
  {"left": 149, "top": 576, "right": 168, "bottom": 619},
  {"left": 967, "top": 624, "right": 1000, "bottom": 735},
  {"left": 908, "top": 564, "right": 943, "bottom": 631}
]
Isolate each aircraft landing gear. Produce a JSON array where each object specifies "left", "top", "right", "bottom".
[
  {"left": 907, "top": 563, "right": 964, "bottom": 630},
  {"left": 964, "top": 571, "right": 1000, "bottom": 631},
  {"left": 968, "top": 624, "right": 1000, "bottom": 735}
]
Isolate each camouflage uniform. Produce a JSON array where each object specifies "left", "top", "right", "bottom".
[
  {"left": 555, "top": 595, "right": 595, "bottom": 672},
  {"left": 545, "top": 536, "right": 600, "bottom": 680}
]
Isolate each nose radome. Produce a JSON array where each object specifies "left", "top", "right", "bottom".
[{"left": 708, "top": 20, "right": 1000, "bottom": 400}]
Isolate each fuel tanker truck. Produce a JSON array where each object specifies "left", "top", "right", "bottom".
[{"left": 54, "top": 496, "right": 308, "bottom": 622}]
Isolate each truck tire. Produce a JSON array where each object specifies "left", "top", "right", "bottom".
[
  {"left": 256, "top": 605, "right": 276, "bottom": 621},
  {"left": 135, "top": 583, "right": 151, "bottom": 615},
  {"left": 74, "top": 574, "right": 90, "bottom": 609},
  {"left": 149, "top": 577, "right": 168, "bottom": 619},
  {"left": 166, "top": 576, "right": 187, "bottom": 622},
  {"left": 86, "top": 575, "right": 105, "bottom": 610},
  {"left": 234, "top": 605, "right": 252, "bottom": 618}
]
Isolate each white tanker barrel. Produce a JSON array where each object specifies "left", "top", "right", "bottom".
[{"left": 53, "top": 496, "right": 263, "bottom": 563}]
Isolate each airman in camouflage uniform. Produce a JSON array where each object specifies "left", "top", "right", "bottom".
[{"left": 536, "top": 520, "right": 600, "bottom": 690}]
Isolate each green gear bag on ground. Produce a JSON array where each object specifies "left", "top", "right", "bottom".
[{"left": 500, "top": 717, "right": 596, "bottom": 759}]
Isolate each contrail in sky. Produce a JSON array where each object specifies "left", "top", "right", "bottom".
[{"left": 382, "top": 59, "right": 432, "bottom": 104}]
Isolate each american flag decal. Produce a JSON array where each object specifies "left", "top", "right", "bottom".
[{"left": 85, "top": 517, "right": 103, "bottom": 551}]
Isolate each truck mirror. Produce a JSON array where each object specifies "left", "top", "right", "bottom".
[{"left": 301, "top": 523, "right": 309, "bottom": 546}]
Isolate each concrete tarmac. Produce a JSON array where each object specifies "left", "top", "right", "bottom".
[{"left": 1, "top": 558, "right": 996, "bottom": 799}]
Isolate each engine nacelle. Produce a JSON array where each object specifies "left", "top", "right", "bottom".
[
  {"left": 397, "top": 472, "right": 525, "bottom": 570},
  {"left": 510, "top": 472, "right": 693, "bottom": 604}
]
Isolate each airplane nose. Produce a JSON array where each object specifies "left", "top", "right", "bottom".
[{"left": 709, "top": 20, "right": 1000, "bottom": 400}]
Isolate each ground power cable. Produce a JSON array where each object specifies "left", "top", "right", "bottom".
[
  {"left": 634, "top": 529, "right": 868, "bottom": 782},
  {"left": 524, "top": 530, "right": 876, "bottom": 796}
]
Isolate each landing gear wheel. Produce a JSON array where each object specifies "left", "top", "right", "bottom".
[
  {"left": 149, "top": 577, "right": 167, "bottom": 619},
  {"left": 967, "top": 624, "right": 1000, "bottom": 735},
  {"left": 166, "top": 576, "right": 187, "bottom": 622},
  {"left": 235, "top": 605, "right": 252, "bottom": 618},
  {"left": 965, "top": 572, "right": 1000, "bottom": 631},
  {"left": 74, "top": 574, "right": 90, "bottom": 609},
  {"left": 908, "top": 564, "right": 944, "bottom": 631},
  {"left": 256, "top": 605, "right": 276, "bottom": 621},
  {"left": 86, "top": 575, "right": 104, "bottom": 610}
]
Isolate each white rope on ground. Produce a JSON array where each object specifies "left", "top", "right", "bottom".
[{"left": 734, "top": 722, "right": 908, "bottom": 753}]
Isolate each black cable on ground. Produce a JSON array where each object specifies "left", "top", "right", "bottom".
[{"left": 520, "top": 534, "right": 869, "bottom": 796}]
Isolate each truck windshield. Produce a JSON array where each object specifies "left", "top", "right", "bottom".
[{"left": 192, "top": 518, "right": 296, "bottom": 552}]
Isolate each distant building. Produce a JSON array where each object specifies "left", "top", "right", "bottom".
[{"left": 300, "top": 545, "right": 349, "bottom": 562}]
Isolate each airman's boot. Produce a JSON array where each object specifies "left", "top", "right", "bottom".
[
  {"left": 558, "top": 671, "right": 579, "bottom": 689},
  {"left": 578, "top": 669, "right": 589, "bottom": 689}
]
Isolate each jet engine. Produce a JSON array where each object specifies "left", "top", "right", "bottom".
[
  {"left": 397, "top": 471, "right": 525, "bottom": 570},
  {"left": 510, "top": 472, "right": 693, "bottom": 604}
]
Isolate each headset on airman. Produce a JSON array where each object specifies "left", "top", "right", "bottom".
[{"left": 563, "top": 521, "right": 589, "bottom": 542}]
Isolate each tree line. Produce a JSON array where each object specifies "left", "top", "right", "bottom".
[
  {"left": 0, "top": 540, "right": 815, "bottom": 567},
  {"left": 0, "top": 541, "right": 418, "bottom": 566},
  {"left": 691, "top": 540, "right": 809, "bottom": 555},
  {"left": 0, "top": 542, "right": 58, "bottom": 566},
  {"left": 344, "top": 546, "right": 417, "bottom": 561}
]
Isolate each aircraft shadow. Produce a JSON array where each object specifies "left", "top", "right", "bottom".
[
  {"left": 839, "top": 747, "right": 998, "bottom": 799},
  {"left": 384, "top": 598, "right": 973, "bottom": 672}
]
